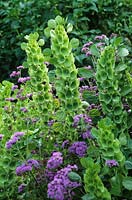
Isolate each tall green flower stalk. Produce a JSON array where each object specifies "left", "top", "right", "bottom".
[
  {"left": 96, "top": 45, "right": 127, "bottom": 136},
  {"left": 21, "top": 32, "right": 53, "bottom": 124}
]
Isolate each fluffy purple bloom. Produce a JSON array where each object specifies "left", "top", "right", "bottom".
[
  {"left": 47, "top": 152, "right": 63, "bottom": 169},
  {"left": 68, "top": 141, "right": 88, "bottom": 157},
  {"left": 5, "top": 97, "right": 16, "bottom": 102},
  {"left": 45, "top": 169, "right": 56, "bottom": 182},
  {"left": 83, "top": 41, "right": 93, "bottom": 47},
  {"left": 48, "top": 120, "right": 55, "bottom": 126},
  {"left": 86, "top": 51, "right": 92, "bottom": 56},
  {"left": 18, "top": 183, "right": 26, "bottom": 193},
  {"left": 16, "top": 164, "right": 32, "bottom": 176},
  {"left": 17, "top": 65, "right": 24, "bottom": 70},
  {"left": 20, "top": 107, "right": 28, "bottom": 112},
  {"left": 78, "top": 77, "right": 85, "bottom": 81},
  {"left": 82, "top": 130, "right": 92, "bottom": 139},
  {"left": 27, "top": 159, "right": 39, "bottom": 169},
  {"left": 0, "top": 134, "right": 4, "bottom": 141},
  {"left": 62, "top": 140, "right": 69, "bottom": 148},
  {"left": 26, "top": 93, "right": 33, "bottom": 98},
  {"left": 73, "top": 114, "right": 92, "bottom": 127},
  {"left": 5, "top": 132, "right": 25, "bottom": 149},
  {"left": 105, "top": 160, "right": 119, "bottom": 168},
  {"left": 47, "top": 165, "right": 80, "bottom": 200},
  {"left": 84, "top": 65, "right": 92, "bottom": 70},
  {"left": 12, "top": 85, "right": 18, "bottom": 91},
  {"left": 18, "top": 77, "right": 30, "bottom": 83},
  {"left": 10, "top": 71, "right": 20, "bottom": 78},
  {"left": 94, "top": 34, "right": 106, "bottom": 40}
]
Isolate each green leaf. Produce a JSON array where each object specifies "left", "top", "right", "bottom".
[
  {"left": 78, "top": 68, "right": 93, "bottom": 79},
  {"left": 125, "top": 161, "right": 132, "bottom": 170},
  {"left": 116, "top": 64, "right": 127, "bottom": 72},
  {"left": 119, "top": 132, "right": 127, "bottom": 146},
  {"left": 118, "top": 48, "right": 129, "bottom": 57},
  {"left": 68, "top": 172, "right": 81, "bottom": 182},
  {"left": 89, "top": 109, "right": 100, "bottom": 117},
  {"left": 81, "top": 194, "right": 95, "bottom": 200},
  {"left": 44, "top": 27, "right": 51, "bottom": 38},
  {"left": 90, "top": 44, "right": 100, "bottom": 57},
  {"left": 91, "top": 127, "right": 98, "bottom": 138},
  {"left": 48, "top": 19, "right": 56, "bottom": 28},
  {"left": 48, "top": 70, "right": 56, "bottom": 82},
  {"left": 112, "top": 37, "right": 123, "bottom": 47},
  {"left": 70, "top": 38, "right": 79, "bottom": 48},
  {"left": 110, "top": 176, "right": 122, "bottom": 196},
  {"left": 67, "top": 23, "right": 73, "bottom": 33},
  {"left": 122, "top": 177, "right": 132, "bottom": 190}
]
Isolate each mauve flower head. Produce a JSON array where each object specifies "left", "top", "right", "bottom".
[
  {"left": 68, "top": 141, "right": 88, "bottom": 157},
  {"left": 5, "top": 131, "right": 25, "bottom": 149},
  {"left": 48, "top": 120, "right": 55, "bottom": 126},
  {"left": 78, "top": 77, "right": 85, "bottom": 81},
  {"left": 26, "top": 93, "right": 33, "bottom": 98},
  {"left": 47, "top": 152, "right": 63, "bottom": 169},
  {"left": 73, "top": 114, "right": 92, "bottom": 127},
  {"left": 84, "top": 65, "right": 92, "bottom": 70},
  {"left": 47, "top": 165, "right": 80, "bottom": 200},
  {"left": 96, "top": 42, "right": 105, "bottom": 47},
  {"left": 105, "top": 160, "right": 119, "bottom": 168},
  {"left": 81, "top": 47, "right": 88, "bottom": 52},
  {"left": 62, "top": 140, "right": 69, "bottom": 148},
  {"left": 5, "top": 97, "right": 16, "bottom": 102},
  {"left": 10, "top": 71, "right": 20, "bottom": 78},
  {"left": 94, "top": 34, "right": 107, "bottom": 40},
  {"left": 18, "top": 77, "right": 30, "bottom": 83},
  {"left": 45, "top": 168, "right": 56, "bottom": 182},
  {"left": 44, "top": 61, "right": 50, "bottom": 66},
  {"left": 0, "top": 134, "right": 4, "bottom": 141},
  {"left": 82, "top": 130, "right": 93, "bottom": 139},
  {"left": 86, "top": 51, "right": 92, "bottom": 56},
  {"left": 27, "top": 159, "right": 39, "bottom": 169},
  {"left": 12, "top": 85, "right": 18, "bottom": 91},
  {"left": 16, "top": 164, "right": 32, "bottom": 176},
  {"left": 17, "top": 65, "right": 24, "bottom": 70},
  {"left": 83, "top": 41, "right": 93, "bottom": 47},
  {"left": 18, "top": 183, "right": 26, "bottom": 193},
  {"left": 20, "top": 107, "right": 28, "bottom": 112}
]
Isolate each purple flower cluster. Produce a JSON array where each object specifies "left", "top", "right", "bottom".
[
  {"left": 0, "top": 134, "right": 4, "bottom": 141},
  {"left": 18, "top": 77, "right": 30, "bottom": 83},
  {"left": 20, "top": 107, "right": 28, "bottom": 113},
  {"left": 47, "top": 165, "right": 80, "bottom": 200},
  {"left": 94, "top": 34, "right": 107, "bottom": 40},
  {"left": 12, "top": 85, "right": 18, "bottom": 91},
  {"left": 62, "top": 140, "right": 69, "bottom": 148},
  {"left": 5, "top": 97, "right": 16, "bottom": 102},
  {"left": 5, "top": 132, "right": 25, "bottom": 149},
  {"left": 18, "top": 183, "right": 26, "bottom": 193},
  {"left": 45, "top": 169, "right": 56, "bottom": 182},
  {"left": 47, "top": 152, "right": 63, "bottom": 169},
  {"left": 68, "top": 141, "right": 88, "bottom": 157},
  {"left": 48, "top": 120, "right": 55, "bottom": 126},
  {"left": 82, "top": 130, "right": 93, "bottom": 139},
  {"left": 16, "top": 159, "right": 39, "bottom": 176},
  {"left": 79, "top": 85, "right": 97, "bottom": 93},
  {"left": 73, "top": 114, "right": 92, "bottom": 127},
  {"left": 17, "top": 65, "right": 24, "bottom": 70},
  {"left": 105, "top": 160, "right": 119, "bottom": 168},
  {"left": 10, "top": 71, "right": 20, "bottom": 78}
]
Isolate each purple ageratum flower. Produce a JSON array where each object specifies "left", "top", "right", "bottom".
[
  {"left": 68, "top": 141, "right": 88, "bottom": 157},
  {"left": 10, "top": 71, "right": 20, "bottom": 78},
  {"left": 20, "top": 107, "right": 28, "bottom": 112},
  {"left": 94, "top": 34, "right": 107, "bottom": 40},
  {"left": 45, "top": 168, "right": 56, "bottom": 182},
  {"left": 86, "top": 51, "right": 92, "bottom": 56},
  {"left": 84, "top": 65, "right": 92, "bottom": 70},
  {"left": 83, "top": 41, "right": 93, "bottom": 48},
  {"left": 16, "top": 164, "right": 32, "bottom": 176},
  {"left": 48, "top": 120, "right": 55, "bottom": 126},
  {"left": 47, "top": 152, "right": 63, "bottom": 169},
  {"left": 17, "top": 65, "right": 24, "bottom": 70},
  {"left": 5, "top": 132, "right": 25, "bottom": 149},
  {"left": 62, "top": 140, "right": 69, "bottom": 148},
  {"left": 47, "top": 165, "right": 80, "bottom": 200},
  {"left": 5, "top": 97, "right": 16, "bottom": 102},
  {"left": 105, "top": 160, "right": 119, "bottom": 168},
  {"left": 18, "top": 183, "right": 26, "bottom": 193},
  {"left": 12, "top": 85, "right": 18, "bottom": 91},
  {"left": 27, "top": 159, "right": 39, "bottom": 169},
  {"left": 0, "top": 134, "right": 4, "bottom": 141},
  {"left": 82, "top": 130, "right": 93, "bottom": 139},
  {"left": 18, "top": 77, "right": 30, "bottom": 83},
  {"left": 73, "top": 114, "right": 92, "bottom": 127}
]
